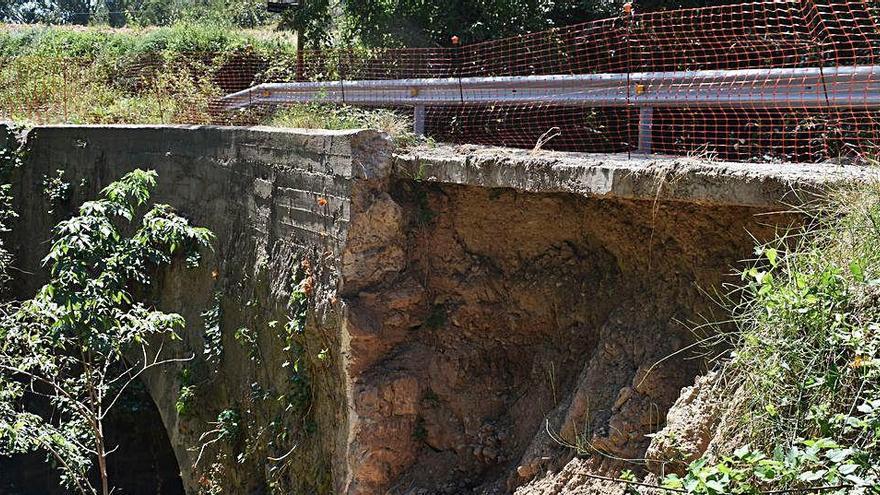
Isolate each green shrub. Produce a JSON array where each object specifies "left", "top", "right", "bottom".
[
  {"left": 267, "top": 103, "right": 419, "bottom": 146},
  {"left": 0, "top": 23, "right": 295, "bottom": 61},
  {"left": 664, "top": 183, "right": 880, "bottom": 494},
  {"left": 0, "top": 24, "right": 300, "bottom": 126},
  {"left": 0, "top": 169, "right": 213, "bottom": 495},
  {"left": 0, "top": 25, "right": 434, "bottom": 141}
]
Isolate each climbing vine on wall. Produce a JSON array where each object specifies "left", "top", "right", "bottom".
[{"left": 202, "top": 291, "right": 224, "bottom": 368}]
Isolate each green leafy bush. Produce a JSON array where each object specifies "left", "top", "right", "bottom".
[
  {"left": 663, "top": 183, "right": 880, "bottom": 494},
  {"left": 268, "top": 103, "right": 419, "bottom": 146},
  {"left": 664, "top": 441, "right": 875, "bottom": 494},
  {"left": 0, "top": 169, "right": 213, "bottom": 495}
]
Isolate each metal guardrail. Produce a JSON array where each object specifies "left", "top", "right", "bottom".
[{"left": 220, "top": 65, "right": 880, "bottom": 153}]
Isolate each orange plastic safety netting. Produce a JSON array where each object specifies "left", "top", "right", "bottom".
[{"left": 3, "top": 0, "right": 880, "bottom": 163}]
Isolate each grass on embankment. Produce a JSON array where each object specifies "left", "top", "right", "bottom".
[
  {"left": 266, "top": 104, "right": 421, "bottom": 146},
  {"left": 0, "top": 24, "right": 417, "bottom": 142},
  {"left": 0, "top": 22, "right": 297, "bottom": 61},
  {"left": 661, "top": 184, "right": 880, "bottom": 494},
  {"left": 0, "top": 23, "right": 296, "bottom": 125}
]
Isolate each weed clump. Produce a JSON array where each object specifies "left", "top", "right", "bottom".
[
  {"left": 267, "top": 103, "right": 420, "bottom": 146},
  {"left": 0, "top": 23, "right": 293, "bottom": 125},
  {"left": 0, "top": 25, "right": 427, "bottom": 146}
]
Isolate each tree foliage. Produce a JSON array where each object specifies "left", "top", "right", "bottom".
[
  {"left": 0, "top": 169, "right": 212, "bottom": 495},
  {"left": 341, "top": 0, "right": 743, "bottom": 47},
  {"left": 0, "top": 0, "right": 273, "bottom": 28},
  {"left": 344, "top": 0, "right": 566, "bottom": 47},
  {"left": 278, "top": 0, "right": 332, "bottom": 48},
  {"left": 1, "top": 0, "right": 745, "bottom": 47}
]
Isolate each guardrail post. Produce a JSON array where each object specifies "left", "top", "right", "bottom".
[
  {"left": 414, "top": 105, "right": 426, "bottom": 135},
  {"left": 637, "top": 106, "right": 653, "bottom": 154}
]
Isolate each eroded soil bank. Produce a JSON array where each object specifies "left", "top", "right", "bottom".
[
  {"left": 340, "top": 178, "right": 795, "bottom": 494},
  {"left": 4, "top": 123, "right": 860, "bottom": 495}
]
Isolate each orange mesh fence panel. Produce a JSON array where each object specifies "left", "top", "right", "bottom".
[{"left": 3, "top": 0, "right": 880, "bottom": 163}]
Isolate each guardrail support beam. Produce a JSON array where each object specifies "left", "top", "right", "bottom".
[
  {"left": 638, "top": 106, "right": 653, "bottom": 154},
  {"left": 414, "top": 105, "right": 426, "bottom": 135},
  {"left": 222, "top": 66, "right": 880, "bottom": 112}
]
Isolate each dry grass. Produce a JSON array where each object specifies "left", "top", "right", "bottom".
[{"left": 266, "top": 103, "right": 423, "bottom": 147}]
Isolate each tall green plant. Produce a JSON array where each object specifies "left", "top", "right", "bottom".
[
  {"left": 0, "top": 169, "right": 213, "bottom": 495},
  {"left": 661, "top": 183, "right": 880, "bottom": 494}
]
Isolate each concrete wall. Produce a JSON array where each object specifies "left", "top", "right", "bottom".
[
  {"left": 2, "top": 122, "right": 875, "bottom": 495},
  {"left": 7, "top": 124, "right": 390, "bottom": 294},
  {"left": 3, "top": 123, "right": 391, "bottom": 494}
]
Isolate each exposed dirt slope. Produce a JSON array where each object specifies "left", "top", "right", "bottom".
[
  {"left": 340, "top": 180, "right": 793, "bottom": 494},
  {"left": 3, "top": 123, "right": 809, "bottom": 495}
]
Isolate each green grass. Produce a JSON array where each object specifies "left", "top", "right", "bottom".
[
  {"left": 0, "top": 23, "right": 294, "bottom": 125},
  {"left": 0, "top": 22, "right": 297, "bottom": 60},
  {"left": 729, "top": 184, "right": 880, "bottom": 449},
  {"left": 0, "top": 53, "right": 220, "bottom": 125},
  {"left": 0, "top": 24, "right": 421, "bottom": 144},
  {"left": 663, "top": 183, "right": 880, "bottom": 494},
  {"left": 266, "top": 103, "right": 419, "bottom": 145}
]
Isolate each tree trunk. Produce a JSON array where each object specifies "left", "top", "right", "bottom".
[
  {"left": 296, "top": 31, "right": 304, "bottom": 82},
  {"left": 96, "top": 418, "right": 109, "bottom": 495}
]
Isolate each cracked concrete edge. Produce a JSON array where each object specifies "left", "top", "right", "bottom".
[
  {"left": 0, "top": 121, "right": 391, "bottom": 177},
  {"left": 4, "top": 121, "right": 876, "bottom": 208},
  {"left": 394, "top": 144, "right": 880, "bottom": 208},
  {"left": 1, "top": 122, "right": 376, "bottom": 138}
]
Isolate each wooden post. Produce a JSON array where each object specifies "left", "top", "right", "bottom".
[{"left": 295, "top": 31, "right": 304, "bottom": 82}]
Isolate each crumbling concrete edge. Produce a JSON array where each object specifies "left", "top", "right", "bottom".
[
  {"left": 394, "top": 144, "right": 880, "bottom": 208},
  {"left": 7, "top": 122, "right": 875, "bottom": 209}
]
